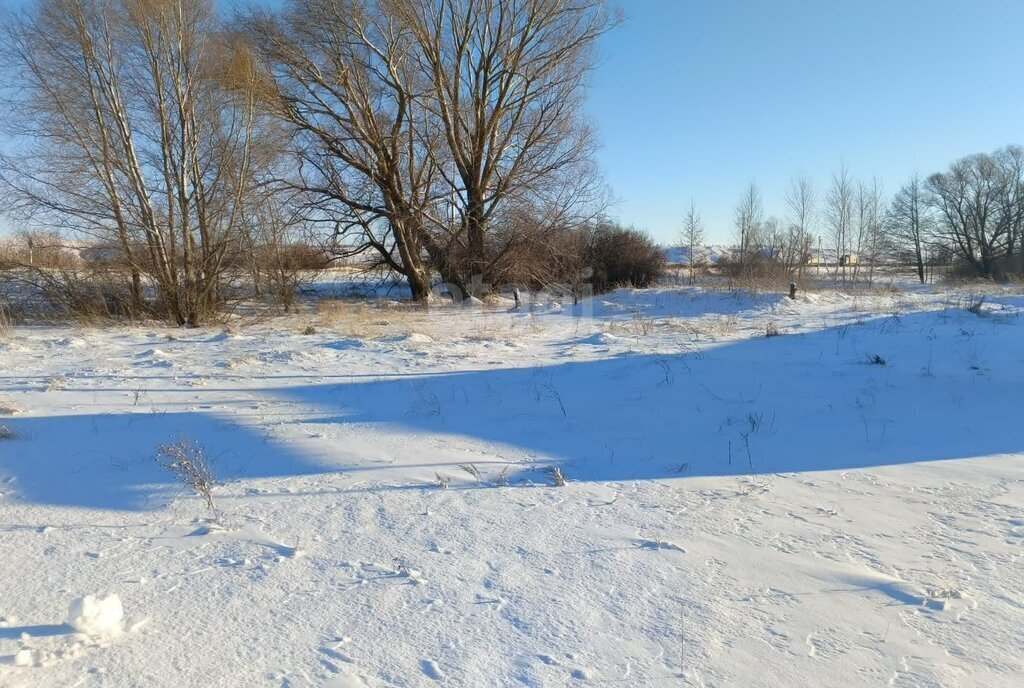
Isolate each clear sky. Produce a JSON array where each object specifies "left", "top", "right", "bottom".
[
  {"left": 2, "top": 0, "right": 1022, "bottom": 243},
  {"left": 589, "top": 0, "right": 1024, "bottom": 242}
]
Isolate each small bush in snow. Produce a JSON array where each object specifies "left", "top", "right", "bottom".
[
  {"left": 628, "top": 309, "right": 656, "bottom": 335},
  {"left": 866, "top": 353, "right": 887, "bottom": 366},
  {"left": 493, "top": 465, "right": 511, "bottom": 486},
  {"left": 765, "top": 322, "right": 782, "bottom": 337},
  {"left": 459, "top": 464, "right": 483, "bottom": 483},
  {"left": 433, "top": 472, "right": 451, "bottom": 489},
  {"left": 0, "top": 423, "right": 14, "bottom": 440},
  {"left": 302, "top": 324, "right": 317, "bottom": 335},
  {"left": 546, "top": 466, "right": 567, "bottom": 487},
  {"left": 156, "top": 436, "right": 216, "bottom": 511}
]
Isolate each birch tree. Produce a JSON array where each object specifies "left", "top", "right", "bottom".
[
  {"left": 1, "top": 0, "right": 272, "bottom": 324},
  {"left": 823, "top": 164, "right": 855, "bottom": 284},
  {"left": 785, "top": 175, "right": 815, "bottom": 277}
]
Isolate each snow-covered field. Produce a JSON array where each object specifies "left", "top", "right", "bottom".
[{"left": 1, "top": 285, "right": 1022, "bottom": 687}]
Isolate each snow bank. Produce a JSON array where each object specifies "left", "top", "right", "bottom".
[{"left": 68, "top": 594, "right": 124, "bottom": 636}]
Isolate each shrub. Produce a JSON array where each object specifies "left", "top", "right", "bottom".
[
  {"left": 586, "top": 223, "right": 666, "bottom": 293},
  {"left": 546, "top": 466, "right": 567, "bottom": 486},
  {"left": 156, "top": 437, "right": 216, "bottom": 511}
]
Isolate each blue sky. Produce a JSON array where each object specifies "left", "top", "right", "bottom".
[
  {"left": 2, "top": 0, "right": 1022, "bottom": 242},
  {"left": 589, "top": 0, "right": 1024, "bottom": 241}
]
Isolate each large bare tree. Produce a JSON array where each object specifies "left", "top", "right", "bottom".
[
  {"left": 392, "top": 0, "right": 618, "bottom": 291},
  {"left": 886, "top": 173, "right": 932, "bottom": 283},
  {"left": 244, "top": 0, "right": 446, "bottom": 301},
  {"left": 1, "top": 0, "right": 272, "bottom": 324},
  {"left": 927, "top": 146, "right": 1024, "bottom": 278}
]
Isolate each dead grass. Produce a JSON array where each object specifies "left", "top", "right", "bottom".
[
  {"left": 314, "top": 299, "right": 425, "bottom": 339},
  {"left": 0, "top": 304, "right": 12, "bottom": 340}
]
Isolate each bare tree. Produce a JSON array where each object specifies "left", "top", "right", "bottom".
[
  {"left": 852, "top": 178, "right": 885, "bottom": 285},
  {"left": 886, "top": 173, "right": 932, "bottom": 283},
  {"left": 733, "top": 181, "right": 763, "bottom": 275},
  {"left": 393, "top": 0, "right": 618, "bottom": 291},
  {"left": 679, "top": 200, "right": 705, "bottom": 285},
  {"left": 244, "top": 0, "right": 446, "bottom": 301},
  {"left": 823, "top": 164, "right": 855, "bottom": 284},
  {"left": 927, "top": 146, "right": 1024, "bottom": 278},
  {"left": 1, "top": 0, "right": 273, "bottom": 324},
  {"left": 785, "top": 175, "right": 815, "bottom": 277}
]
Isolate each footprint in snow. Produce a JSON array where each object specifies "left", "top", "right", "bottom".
[{"left": 420, "top": 659, "right": 445, "bottom": 681}]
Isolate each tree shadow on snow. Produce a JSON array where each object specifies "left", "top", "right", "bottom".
[
  {"left": 270, "top": 306, "right": 1023, "bottom": 485},
  {"left": 0, "top": 411, "right": 330, "bottom": 510},
  {"left": 0, "top": 306, "right": 1020, "bottom": 510}
]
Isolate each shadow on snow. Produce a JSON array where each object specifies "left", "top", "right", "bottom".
[{"left": 1, "top": 306, "right": 1020, "bottom": 510}]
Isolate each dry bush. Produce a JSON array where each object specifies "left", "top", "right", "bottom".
[
  {"left": 711, "top": 262, "right": 815, "bottom": 296},
  {"left": 946, "top": 254, "right": 1024, "bottom": 282},
  {"left": 247, "top": 243, "right": 331, "bottom": 314},
  {"left": 587, "top": 224, "right": 666, "bottom": 294},
  {"left": 0, "top": 303, "right": 12, "bottom": 340},
  {"left": 546, "top": 466, "right": 567, "bottom": 487},
  {"left": 765, "top": 322, "right": 782, "bottom": 337},
  {"left": 964, "top": 295, "right": 986, "bottom": 315},
  {"left": 156, "top": 437, "right": 216, "bottom": 511},
  {"left": 7, "top": 265, "right": 151, "bottom": 324}
]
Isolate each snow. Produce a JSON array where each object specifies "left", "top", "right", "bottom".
[
  {"left": 1, "top": 284, "right": 1023, "bottom": 685},
  {"left": 67, "top": 595, "right": 124, "bottom": 637}
]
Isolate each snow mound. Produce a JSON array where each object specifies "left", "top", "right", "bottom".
[
  {"left": 575, "top": 332, "right": 619, "bottom": 346},
  {"left": 322, "top": 338, "right": 366, "bottom": 351},
  {"left": 68, "top": 594, "right": 123, "bottom": 636},
  {"left": 401, "top": 332, "right": 434, "bottom": 344},
  {"left": 259, "top": 349, "right": 316, "bottom": 363}
]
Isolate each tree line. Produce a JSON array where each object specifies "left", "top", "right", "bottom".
[
  {"left": 0, "top": 0, "right": 639, "bottom": 325},
  {"left": 682, "top": 145, "right": 1024, "bottom": 285}
]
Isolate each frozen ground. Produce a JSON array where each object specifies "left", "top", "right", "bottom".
[{"left": 0, "top": 285, "right": 1022, "bottom": 686}]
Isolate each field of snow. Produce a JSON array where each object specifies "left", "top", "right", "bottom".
[{"left": 1, "top": 285, "right": 1023, "bottom": 687}]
